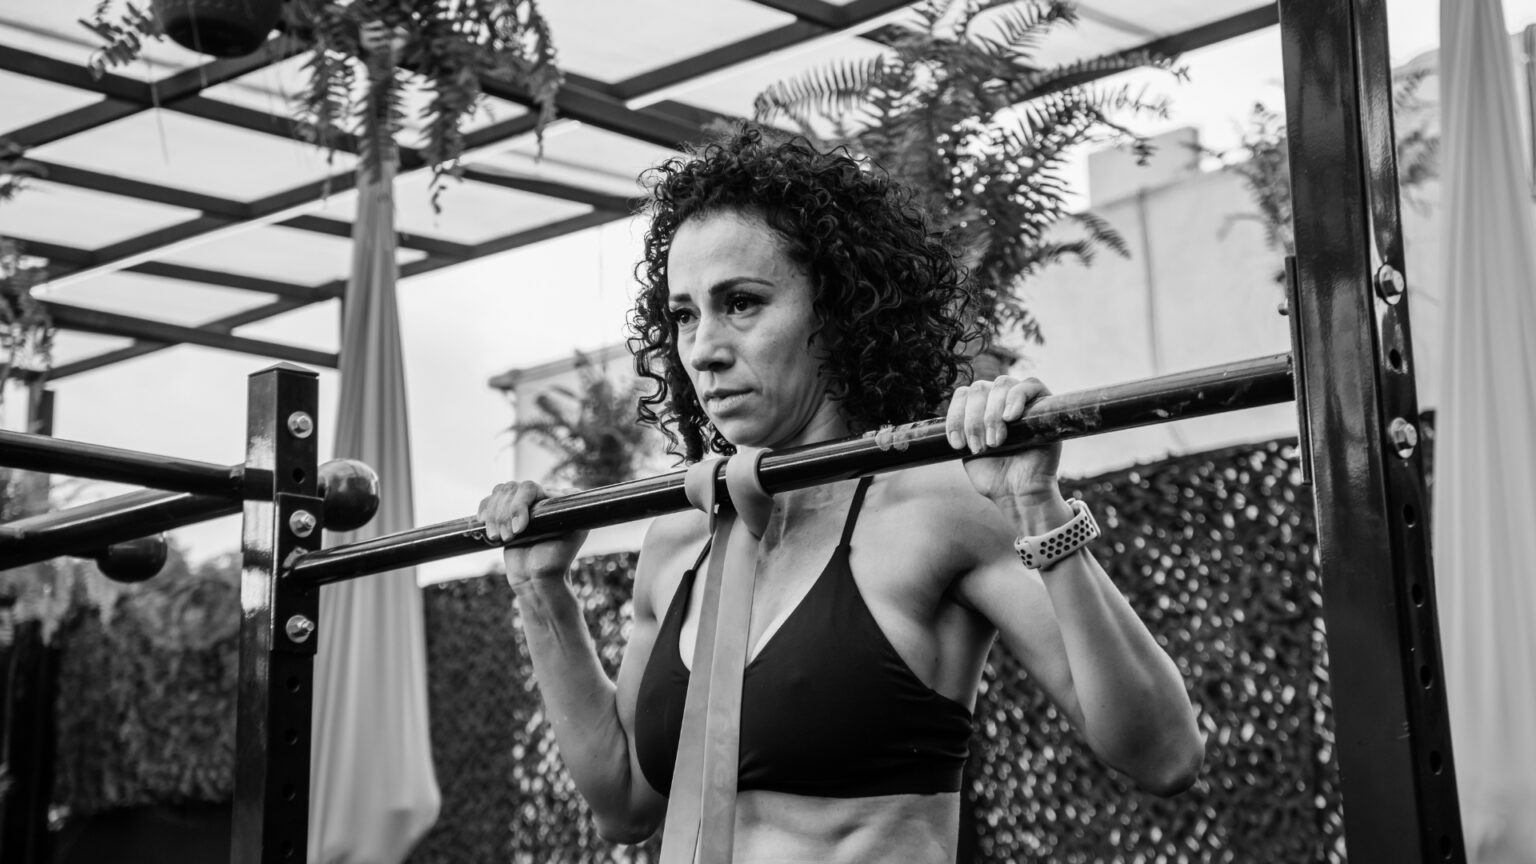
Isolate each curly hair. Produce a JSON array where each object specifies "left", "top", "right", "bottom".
[{"left": 628, "top": 124, "right": 976, "bottom": 462}]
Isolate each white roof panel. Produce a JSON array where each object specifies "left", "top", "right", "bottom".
[
  {"left": 155, "top": 223, "right": 423, "bottom": 285},
  {"left": 42, "top": 270, "right": 273, "bottom": 325},
  {"left": 0, "top": 181, "right": 193, "bottom": 248},
  {"left": 30, "top": 109, "right": 356, "bottom": 203},
  {"left": 539, "top": 0, "right": 794, "bottom": 82},
  {"left": 0, "top": 70, "right": 103, "bottom": 136},
  {"left": 47, "top": 330, "right": 134, "bottom": 366}
]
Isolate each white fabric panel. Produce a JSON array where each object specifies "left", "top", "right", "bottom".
[
  {"left": 308, "top": 157, "right": 441, "bottom": 864},
  {"left": 1435, "top": 2, "right": 1536, "bottom": 861}
]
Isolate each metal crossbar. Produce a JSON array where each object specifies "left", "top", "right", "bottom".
[{"left": 287, "top": 353, "right": 1294, "bottom": 587}]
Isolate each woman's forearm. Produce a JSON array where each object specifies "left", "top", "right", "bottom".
[
  {"left": 1002, "top": 494, "right": 1205, "bottom": 793},
  {"left": 511, "top": 576, "right": 646, "bottom": 830}
]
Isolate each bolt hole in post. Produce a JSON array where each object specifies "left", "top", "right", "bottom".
[
  {"left": 283, "top": 839, "right": 296, "bottom": 858},
  {"left": 1388, "top": 347, "right": 1404, "bottom": 371},
  {"left": 1404, "top": 503, "right": 1419, "bottom": 526},
  {"left": 1430, "top": 749, "right": 1444, "bottom": 774},
  {"left": 285, "top": 727, "right": 300, "bottom": 745},
  {"left": 1420, "top": 664, "right": 1435, "bottom": 688},
  {"left": 1411, "top": 582, "right": 1426, "bottom": 606},
  {"left": 286, "top": 675, "right": 301, "bottom": 693},
  {"left": 283, "top": 783, "right": 296, "bottom": 801},
  {"left": 292, "top": 467, "right": 306, "bottom": 483},
  {"left": 1442, "top": 835, "right": 1455, "bottom": 859}
]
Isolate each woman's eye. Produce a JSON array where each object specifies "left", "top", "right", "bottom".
[
  {"left": 726, "top": 294, "right": 760, "bottom": 313},
  {"left": 668, "top": 308, "right": 695, "bottom": 325}
]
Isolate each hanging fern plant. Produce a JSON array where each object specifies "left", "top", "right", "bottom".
[
  {"left": 80, "top": 0, "right": 563, "bottom": 208},
  {"left": 753, "top": 0, "right": 1182, "bottom": 346}
]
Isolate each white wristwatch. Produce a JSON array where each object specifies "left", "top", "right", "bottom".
[{"left": 1013, "top": 498, "right": 1100, "bottom": 571}]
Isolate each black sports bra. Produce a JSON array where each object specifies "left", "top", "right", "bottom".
[{"left": 634, "top": 476, "right": 973, "bottom": 799}]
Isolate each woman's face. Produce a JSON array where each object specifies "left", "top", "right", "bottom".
[{"left": 666, "top": 210, "right": 847, "bottom": 450}]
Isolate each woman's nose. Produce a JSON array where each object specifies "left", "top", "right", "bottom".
[{"left": 688, "top": 314, "right": 732, "bottom": 371}]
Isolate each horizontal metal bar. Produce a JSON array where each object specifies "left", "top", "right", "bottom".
[
  {"left": 0, "top": 488, "right": 239, "bottom": 570},
  {"left": 41, "top": 300, "right": 339, "bottom": 368},
  {"left": 289, "top": 352, "right": 1295, "bottom": 587},
  {"left": 0, "top": 429, "right": 242, "bottom": 496}
]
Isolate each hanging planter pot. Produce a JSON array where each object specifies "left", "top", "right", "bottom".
[{"left": 152, "top": 0, "right": 283, "bottom": 58}]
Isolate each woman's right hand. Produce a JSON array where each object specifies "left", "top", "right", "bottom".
[{"left": 477, "top": 480, "right": 588, "bottom": 589}]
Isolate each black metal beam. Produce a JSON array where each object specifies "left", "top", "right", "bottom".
[
  {"left": 23, "top": 165, "right": 475, "bottom": 258},
  {"left": 46, "top": 206, "right": 627, "bottom": 379},
  {"left": 0, "top": 236, "right": 334, "bottom": 303},
  {"left": 1027, "top": 4, "right": 1279, "bottom": 100},
  {"left": 1277, "top": 0, "right": 1464, "bottom": 859},
  {"left": 130, "top": 261, "right": 340, "bottom": 302},
  {"left": 28, "top": 161, "right": 248, "bottom": 217},
  {"left": 481, "top": 75, "right": 723, "bottom": 150},
  {"left": 0, "top": 429, "right": 241, "bottom": 497},
  {"left": 288, "top": 352, "right": 1294, "bottom": 585},
  {"left": 457, "top": 168, "right": 634, "bottom": 212},
  {"left": 0, "top": 488, "right": 240, "bottom": 571},
  {"left": 0, "top": 37, "right": 304, "bottom": 148},
  {"left": 40, "top": 300, "right": 338, "bottom": 368},
  {"left": 744, "top": 0, "right": 846, "bottom": 28}
]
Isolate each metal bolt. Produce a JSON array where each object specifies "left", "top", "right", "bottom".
[
  {"left": 287, "top": 411, "right": 314, "bottom": 439},
  {"left": 1276, "top": 298, "right": 1289, "bottom": 317},
  {"left": 285, "top": 614, "right": 316, "bottom": 644},
  {"left": 289, "top": 510, "right": 317, "bottom": 538},
  {"left": 1375, "top": 264, "right": 1405, "bottom": 304},
  {"left": 1388, "top": 417, "right": 1418, "bottom": 458}
]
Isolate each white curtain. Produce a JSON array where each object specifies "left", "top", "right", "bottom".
[
  {"left": 307, "top": 151, "right": 442, "bottom": 864},
  {"left": 1436, "top": 1, "right": 1536, "bottom": 861}
]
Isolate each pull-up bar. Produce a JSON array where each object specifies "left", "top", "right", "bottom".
[{"left": 287, "top": 352, "right": 1294, "bottom": 587}]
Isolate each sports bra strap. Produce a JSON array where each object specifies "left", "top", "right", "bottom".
[
  {"left": 839, "top": 475, "right": 874, "bottom": 548},
  {"left": 688, "top": 535, "right": 713, "bottom": 574}
]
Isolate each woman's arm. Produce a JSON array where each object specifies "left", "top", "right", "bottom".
[
  {"left": 481, "top": 482, "right": 677, "bottom": 842},
  {"left": 954, "top": 486, "right": 1205, "bottom": 796},
  {"left": 943, "top": 377, "right": 1205, "bottom": 796}
]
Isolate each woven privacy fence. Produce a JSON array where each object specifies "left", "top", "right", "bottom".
[
  {"left": 51, "top": 567, "right": 241, "bottom": 815},
  {"left": 967, "top": 440, "right": 1343, "bottom": 863},
  {"left": 410, "top": 437, "right": 1347, "bottom": 864}
]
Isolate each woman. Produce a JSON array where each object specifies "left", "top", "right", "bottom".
[{"left": 478, "top": 126, "right": 1203, "bottom": 863}]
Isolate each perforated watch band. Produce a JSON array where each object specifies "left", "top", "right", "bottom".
[{"left": 1013, "top": 498, "right": 1100, "bottom": 571}]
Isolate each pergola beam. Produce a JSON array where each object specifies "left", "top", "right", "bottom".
[
  {"left": 6, "top": 236, "right": 339, "bottom": 303},
  {"left": 457, "top": 169, "right": 634, "bottom": 213},
  {"left": 47, "top": 207, "right": 633, "bottom": 380},
  {"left": 40, "top": 300, "right": 338, "bottom": 368},
  {"left": 0, "top": 38, "right": 303, "bottom": 148}
]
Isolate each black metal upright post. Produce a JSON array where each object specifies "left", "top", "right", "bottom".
[
  {"left": 1278, "top": 0, "right": 1464, "bottom": 860},
  {"left": 231, "top": 364, "right": 322, "bottom": 864}
]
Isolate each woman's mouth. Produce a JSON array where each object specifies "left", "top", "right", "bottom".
[{"left": 704, "top": 390, "right": 752, "bottom": 413}]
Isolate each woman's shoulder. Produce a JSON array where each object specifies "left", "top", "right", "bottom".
[
  {"left": 869, "top": 461, "right": 1016, "bottom": 564},
  {"left": 641, "top": 507, "right": 710, "bottom": 556},
  {"left": 877, "top": 460, "right": 995, "bottom": 519}
]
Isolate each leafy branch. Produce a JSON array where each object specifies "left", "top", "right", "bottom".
[
  {"left": 1, "top": 139, "right": 53, "bottom": 394},
  {"left": 80, "top": 0, "right": 563, "bottom": 211},
  {"left": 754, "top": 0, "right": 1184, "bottom": 345},
  {"left": 512, "top": 352, "right": 653, "bottom": 490}
]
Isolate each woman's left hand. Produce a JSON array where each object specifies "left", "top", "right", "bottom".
[{"left": 946, "top": 376, "right": 1062, "bottom": 502}]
